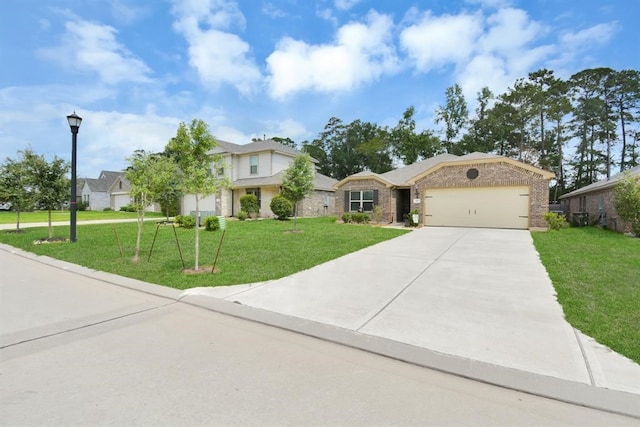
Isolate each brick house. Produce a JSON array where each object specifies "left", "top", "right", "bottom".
[
  {"left": 182, "top": 139, "right": 338, "bottom": 218},
  {"left": 334, "top": 152, "right": 555, "bottom": 229},
  {"left": 559, "top": 165, "right": 640, "bottom": 233}
]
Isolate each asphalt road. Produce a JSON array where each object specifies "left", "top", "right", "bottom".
[{"left": 1, "top": 247, "right": 638, "bottom": 426}]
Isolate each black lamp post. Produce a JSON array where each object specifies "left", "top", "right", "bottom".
[{"left": 67, "top": 112, "right": 82, "bottom": 242}]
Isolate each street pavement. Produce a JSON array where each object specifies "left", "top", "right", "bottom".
[{"left": 1, "top": 225, "right": 639, "bottom": 423}]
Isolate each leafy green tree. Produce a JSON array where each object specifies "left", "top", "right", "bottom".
[
  {"left": 0, "top": 150, "right": 33, "bottom": 230},
  {"left": 390, "top": 106, "right": 442, "bottom": 164},
  {"left": 460, "top": 87, "right": 495, "bottom": 154},
  {"left": 435, "top": 84, "right": 468, "bottom": 154},
  {"left": 609, "top": 70, "right": 640, "bottom": 171},
  {"left": 125, "top": 150, "right": 179, "bottom": 263},
  {"left": 614, "top": 173, "right": 640, "bottom": 236},
  {"left": 24, "top": 150, "right": 69, "bottom": 239},
  {"left": 281, "top": 154, "right": 315, "bottom": 230},
  {"left": 165, "top": 119, "right": 229, "bottom": 270}
]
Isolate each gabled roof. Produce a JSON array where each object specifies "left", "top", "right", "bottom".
[
  {"left": 83, "top": 171, "right": 125, "bottom": 193},
  {"left": 108, "top": 176, "right": 131, "bottom": 194},
  {"left": 232, "top": 171, "right": 338, "bottom": 192},
  {"left": 211, "top": 139, "right": 318, "bottom": 163},
  {"left": 560, "top": 165, "right": 640, "bottom": 199},
  {"left": 334, "top": 152, "right": 554, "bottom": 189}
]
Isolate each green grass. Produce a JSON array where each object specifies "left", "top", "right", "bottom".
[
  {"left": 0, "top": 210, "right": 164, "bottom": 224},
  {"left": 0, "top": 217, "right": 408, "bottom": 289},
  {"left": 532, "top": 227, "right": 640, "bottom": 364}
]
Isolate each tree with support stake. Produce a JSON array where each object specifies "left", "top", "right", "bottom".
[{"left": 211, "top": 216, "right": 226, "bottom": 273}]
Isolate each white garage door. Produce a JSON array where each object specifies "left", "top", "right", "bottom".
[{"left": 424, "top": 186, "right": 530, "bottom": 229}]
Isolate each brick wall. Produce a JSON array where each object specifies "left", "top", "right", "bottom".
[
  {"left": 299, "top": 190, "right": 336, "bottom": 217},
  {"left": 335, "top": 180, "right": 394, "bottom": 223},
  {"left": 414, "top": 161, "right": 550, "bottom": 228},
  {"left": 563, "top": 188, "right": 630, "bottom": 233}
]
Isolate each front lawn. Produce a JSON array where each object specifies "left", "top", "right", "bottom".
[
  {"left": 0, "top": 210, "right": 164, "bottom": 225},
  {"left": 532, "top": 227, "right": 640, "bottom": 364},
  {"left": 0, "top": 217, "right": 408, "bottom": 289}
]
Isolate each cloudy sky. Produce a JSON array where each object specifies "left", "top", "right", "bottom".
[{"left": 0, "top": 0, "right": 637, "bottom": 177}]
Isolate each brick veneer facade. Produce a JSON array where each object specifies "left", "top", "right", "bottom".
[
  {"left": 562, "top": 188, "right": 630, "bottom": 233},
  {"left": 335, "top": 160, "right": 552, "bottom": 229}
]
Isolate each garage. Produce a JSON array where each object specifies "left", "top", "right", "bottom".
[{"left": 424, "top": 186, "right": 530, "bottom": 229}]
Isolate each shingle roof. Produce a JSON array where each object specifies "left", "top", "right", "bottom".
[
  {"left": 380, "top": 153, "right": 459, "bottom": 185},
  {"left": 232, "top": 171, "right": 337, "bottom": 191},
  {"left": 560, "top": 165, "right": 640, "bottom": 199},
  {"left": 211, "top": 139, "right": 318, "bottom": 163}
]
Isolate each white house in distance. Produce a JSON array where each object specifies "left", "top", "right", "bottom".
[
  {"left": 80, "top": 171, "right": 126, "bottom": 211},
  {"left": 181, "top": 139, "right": 338, "bottom": 218}
]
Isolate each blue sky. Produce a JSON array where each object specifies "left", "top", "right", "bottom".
[{"left": 1, "top": 0, "right": 638, "bottom": 177}]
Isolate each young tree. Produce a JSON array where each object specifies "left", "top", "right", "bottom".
[
  {"left": 614, "top": 173, "right": 640, "bottom": 236},
  {"left": 0, "top": 148, "right": 38, "bottom": 231},
  {"left": 125, "top": 150, "right": 179, "bottom": 263},
  {"left": 165, "top": 119, "right": 228, "bottom": 270},
  {"left": 281, "top": 154, "right": 315, "bottom": 231},
  {"left": 24, "top": 151, "right": 70, "bottom": 239}
]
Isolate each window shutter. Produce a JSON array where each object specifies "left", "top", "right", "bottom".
[
  {"left": 344, "top": 191, "right": 349, "bottom": 211},
  {"left": 373, "top": 189, "right": 379, "bottom": 205}
]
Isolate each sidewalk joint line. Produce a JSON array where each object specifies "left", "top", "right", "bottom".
[
  {"left": 0, "top": 302, "right": 177, "bottom": 350},
  {"left": 573, "top": 327, "right": 596, "bottom": 386}
]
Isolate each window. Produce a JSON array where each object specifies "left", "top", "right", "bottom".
[
  {"left": 350, "top": 190, "right": 375, "bottom": 212},
  {"left": 250, "top": 155, "right": 258, "bottom": 175},
  {"left": 216, "top": 161, "right": 225, "bottom": 177}
]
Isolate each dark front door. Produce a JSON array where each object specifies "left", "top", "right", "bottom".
[{"left": 396, "top": 189, "right": 410, "bottom": 222}]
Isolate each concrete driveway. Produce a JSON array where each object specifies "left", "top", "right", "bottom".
[
  {"left": 2, "top": 226, "right": 639, "bottom": 417},
  {"left": 182, "top": 227, "right": 640, "bottom": 416}
]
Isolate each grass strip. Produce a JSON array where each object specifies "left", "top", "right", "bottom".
[
  {"left": 532, "top": 227, "right": 640, "bottom": 364},
  {"left": 0, "top": 217, "right": 407, "bottom": 289}
]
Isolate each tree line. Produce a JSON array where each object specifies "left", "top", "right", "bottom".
[{"left": 296, "top": 67, "right": 639, "bottom": 200}]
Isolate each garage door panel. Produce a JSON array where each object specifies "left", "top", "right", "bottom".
[{"left": 424, "top": 187, "right": 529, "bottom": 229}]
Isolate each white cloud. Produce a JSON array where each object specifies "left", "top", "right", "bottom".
[
  {"left": 266, "top": 11, "right": 399, "bottom": 98},
  {"left": 171, "top": 0, "right": 261, "bottom": 94},
  {"left": 400, "top": 11, "right": 483, "bottom": 72},
  {"left": 38, "top": 19, "right": 152, "bottom": 85},
  {"left": 261, "top": 2, "right": 287, "bottom": 19},
  {"left": 560, "top": 22, "right": 618, "bottom": 47},
  {"left": 477, "top": 8, "right": 545, "bottom": 54},
  {"left": 335, "top": 0, "right": 363, "bottom": 11},
  {"left": 259, "top": 118, "right": 309, "bottom": 141}
]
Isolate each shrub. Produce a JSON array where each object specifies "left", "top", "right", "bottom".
[
  {"left": 342, "top": 213, "right": 352, "bottom": 223},
  {"left": 204, "top": 216, "right": 220, "bottom": 231},
  {"left": 372, "top": 205, "right": 383, "bottom": 223},
  {"left": 614, "top": 174, "right": 640, "bottom": 236},
  {"left": 240, "top": 194, "right": 259, "bottom": 218},
  {"left": 175, "top": 214, "right": 195, "bottom": 229},
  {"left": 270, "top": 195, "right": 293, "bottom": 220},
  {"left": 119, "top": 204, "right": 136, "bottom": 212},
  {"left": 103, "top": 207, "right": 113, "bottom": 212},
  {"left": 77, "top": 201, "right": 89, "bottom": 211},
  {"left": 351, "top": 212, "right": 370, "bottom": 224},
  {"left": 544, "top": 211, "right": 569, "bottom": 230},
  {"left": 237, "top": 210, "right": 248, "bottom": 221}
]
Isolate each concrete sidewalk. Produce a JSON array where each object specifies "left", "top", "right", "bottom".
[
  {"left": 0, "top": 217, "right": 160, "bottom": 231},
  {"left": 1, "top": 226, "right": 639, "bottom": 418}
]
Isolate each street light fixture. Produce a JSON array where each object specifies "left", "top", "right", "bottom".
[{"left": 67, "top": 112, "right": 82, "bottom": 242}]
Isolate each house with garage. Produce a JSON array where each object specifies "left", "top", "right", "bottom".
[
  {"left": 181, "top": 139, "right": 338, "bottom": 218},
  {"left": 80, "top": 171, "right": 125, "bottom": 211},
  {"left": 334, "top": 152, "right": 555, "bottom": 229},
  {"left": 559, "top": 165, "right": 640, "bottom": 233}
]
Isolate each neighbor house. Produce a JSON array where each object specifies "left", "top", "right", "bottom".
[
  {"left": 334, "top": 152, "right": 555, "bottom": 229},
  {"left": 181, "top": 139, "right": 338, "bottom": 218},
  {"left": 559, "top": 165, "right": 640, "bottom": 233},
  {"left": 80, "top": 171, "right": 125, "bottom": 211}
]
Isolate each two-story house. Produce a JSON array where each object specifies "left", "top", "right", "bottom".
[
  {"left": 181, "top": 139, "right": 338, "bottom": 218},
  {"left": 80, "top": 171, "right": 125, "bottom": 211}
]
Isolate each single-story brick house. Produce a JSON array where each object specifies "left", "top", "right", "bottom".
[
  {"left": 334, "top": 152, "right": 555, "bottom": 229},
  {"left": 559, "top": 165, "right": 640, "bottom": 233}
]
